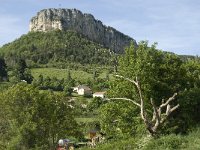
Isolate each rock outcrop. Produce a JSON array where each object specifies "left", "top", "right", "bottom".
[{"left": 30, "top": 8, "right": 137, "bottom": 53}]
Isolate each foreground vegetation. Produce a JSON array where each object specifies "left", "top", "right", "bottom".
[
  {"left": 80, "top": 127, "right": 200, "bottom": 150},
  {"left": 0, "top": 84, "right": 83, "bottom": 149},
  {"left": 0, "top": 39, "right": 200, "bottom": 149}
]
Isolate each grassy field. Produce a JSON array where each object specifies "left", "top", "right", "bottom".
[
  {"left": 31, "top": 68, "right": 92, "bottom": 81},
  {"left": 31, "top": 68, "right": 113, "bottom": 81}
]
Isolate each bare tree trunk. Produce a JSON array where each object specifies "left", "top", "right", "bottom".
[{"left": 108, "top": 75, "right": 180, "bottom": 136}]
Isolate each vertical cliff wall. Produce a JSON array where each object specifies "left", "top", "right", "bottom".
[{"left": 30, "top": 8, "right": 137, "bottom": 53}]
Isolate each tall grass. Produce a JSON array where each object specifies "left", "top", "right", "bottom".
[
  {"left": 144, "top": 127, "right": 200, "bottom": 150},
  {"left": 79, "top": 138, "right": 138, "bottom": 150},
  {"left": 79, "top": 127, "right": 200, "bottom": 150}
]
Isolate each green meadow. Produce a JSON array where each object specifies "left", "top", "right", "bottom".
[{"left": 31, "top": 67, "right": 113, "bottom": 81}]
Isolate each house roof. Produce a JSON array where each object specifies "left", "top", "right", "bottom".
[{"left": 78, "top": 85, "right": 91, "bottom": 91}]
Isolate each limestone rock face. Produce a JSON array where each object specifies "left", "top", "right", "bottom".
[{"left": 30, "top": 8, "right": 137, "bottom": 53}]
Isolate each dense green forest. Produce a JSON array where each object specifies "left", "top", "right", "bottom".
[
  {"left": 0, "top": 29, "right": 200, "bottom": 150},
  {"left": 0, "top": 30, "right": 112, "bottom": 68}
]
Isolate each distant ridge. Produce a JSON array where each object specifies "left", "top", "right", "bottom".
[{"left": 30, "top": 8, "right": 137, "bottom": 53}]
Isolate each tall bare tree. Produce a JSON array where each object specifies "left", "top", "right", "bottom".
[{"left": 108, "top": 75, "right": 180, "bottom": 136}]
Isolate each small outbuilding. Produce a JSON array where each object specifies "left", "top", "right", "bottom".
[{"left": 93, "top": 92, "right": 106, "bottom": 98}]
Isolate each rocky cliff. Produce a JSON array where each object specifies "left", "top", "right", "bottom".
[{"left": 30, "top": 8, "right": 137, "bottom": 53}]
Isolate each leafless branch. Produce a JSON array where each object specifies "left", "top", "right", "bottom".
[
  {"left": 170, "top": 104, "right": 180, "bottom": 112},
  {"left": 115, "top": 75, "right": 138, "bottom": 86},
  {"left": 111, "top": 74, "right": 180, "bottom": 136},
  {"left": 150, "top": 98, "right": 159, "bottom": 123},
  {"left": 160, "top": 93, "right": 177, "bottom": 109}
]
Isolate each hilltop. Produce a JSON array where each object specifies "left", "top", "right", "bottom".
[{"left": 30, "top": 8, "right": 137, "bottom": 53}]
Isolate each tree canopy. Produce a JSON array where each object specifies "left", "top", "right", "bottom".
[
  {"left": 99, "top": 41, "right": 200, "bottom": 137},
  {"left": 0, "top": 83, "right": 82, "bottom": 149}
]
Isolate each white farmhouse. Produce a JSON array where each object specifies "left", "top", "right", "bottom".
[
  {"left": 93, "top": 92, "right": 106, "bottom": 98},
  {"left": 73, "top": 85, "right": 92, "bottom": 96}
]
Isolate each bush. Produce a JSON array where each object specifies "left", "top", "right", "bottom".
[
  {"left": 80, "top": 138, "right": 138, "bottom": 150},
  {"left": 144, "top": 134, "right": 188, "bottom": 150}
]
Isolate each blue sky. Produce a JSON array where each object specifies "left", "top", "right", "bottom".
[{"left": 1, "top": 0, "right": 200, "bottom": 55}]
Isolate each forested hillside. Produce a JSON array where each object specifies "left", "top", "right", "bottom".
[
  {"left": 1, "top": 40, "right": 200, "bottom": 149},
  {"left": 0, "top": 30, "right": 112, "bottom": 67}
]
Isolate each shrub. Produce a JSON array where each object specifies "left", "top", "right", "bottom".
[{"left": 144, "top": 134, "right": 188, "bottom": 150}]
